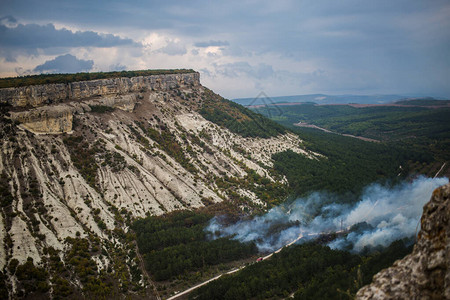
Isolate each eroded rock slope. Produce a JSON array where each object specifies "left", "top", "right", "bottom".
[{"left": 0, "top": 72, "right": 315, "bottom": 299}]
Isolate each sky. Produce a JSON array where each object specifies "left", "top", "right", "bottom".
[{"left": 1, "top": 0, "right": 449, "bottom": 99}]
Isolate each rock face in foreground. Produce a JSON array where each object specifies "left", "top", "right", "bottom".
[{"left": 356, "top": 183, "right": 450, "bottom": 300}]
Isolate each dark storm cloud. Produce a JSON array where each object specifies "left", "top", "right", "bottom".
[
  {"left": 0, "top": 15, "right": 18, "bottom": 28},
  {"left": 0, "top": 20, "right": 136, "bottom": 49},
  {"left": 0, "top": 15, "right": 139, "bottom": 62},
  {"left": 1, "top": 0, "right": 450, "bottom": 97},
  {"left": 33, "top": 54, "right": 94, "bottom": 73}
]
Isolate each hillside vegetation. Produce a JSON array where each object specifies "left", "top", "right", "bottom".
[
  {"left": 200, "top": 88, "right": 286, "bottom": 138},
  {"left": 273, "top": 128, "right": 432, "bottom": 200},
  {"left": 254, "top": 102, "right": 450, "bottom": 159}
]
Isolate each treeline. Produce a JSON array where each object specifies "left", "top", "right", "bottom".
[
  {"left": 132, "top": 210, "right": 257, "bottom": 281},
  {"left": 191, "top": 239, "right": 413, "bottom": 300},
  {"left": 199, "top": 89, "right": 286, "bottom": 138},
  {"left": 0, "top": 69, "right": 195, "bottom": 88},
  {"left": 394, "top": 99, "right": 450, "bottom": 106}
]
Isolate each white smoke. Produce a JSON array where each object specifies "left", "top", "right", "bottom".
[{"left": 205, "top": 176, "right": 448, "bottom": 253}]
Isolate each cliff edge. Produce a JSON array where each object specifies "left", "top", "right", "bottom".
[
  {"left": 356, "top": 183, "right": 450, "bottom": 300},
  {"left": 0, "top": 72, "right": 199, "bottom": 107}
]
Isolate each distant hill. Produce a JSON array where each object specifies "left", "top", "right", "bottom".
[
  {"left": 394, "top": 98, "right": 450, "bottom": 106},
  {"left": 233, "top": 94, "right": 445, "bottom": 106}
]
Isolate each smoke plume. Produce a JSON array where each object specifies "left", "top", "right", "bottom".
[{"left": 205, "top": 176, "right": 448, "bottom": 253}]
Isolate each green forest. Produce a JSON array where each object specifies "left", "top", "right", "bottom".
[
  {"left": 131, "top": 208, "right": 414, "bottom": 299},
  {"left": 191, "top": 239, "right": 412, "bottom": 299},
  {"left": 253, "top": 102, "right": 450, "bottom": 162},
  {"left": 272, "top": 128, "right": 432, "bottom": 200},
  {"left": 132, "top": 210, "right": 257, "bottom": 282}
]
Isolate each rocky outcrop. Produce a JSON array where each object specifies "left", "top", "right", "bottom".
[
  {"left": 10, "top": 105, "right": 75, "bottom": 134},
  {"left": 356, "top": 183, "right": 450, "bottom": 300},
  {"left": 0, "top": 72, "right": 199, "bottom": 107},
  {"left": 9, "top": 94, "right": 138, "bottom": 134},
  {"left": 84, "top": 94, "right": 137, "bottom": 112}
]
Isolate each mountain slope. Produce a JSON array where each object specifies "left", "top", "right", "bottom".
[{"left": 0, "top": 72, "right": 314, "bottom": 299}]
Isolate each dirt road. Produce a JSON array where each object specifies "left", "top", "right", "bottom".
[{"left": 293, "top": 122, "right": 379, "bottom": 143}]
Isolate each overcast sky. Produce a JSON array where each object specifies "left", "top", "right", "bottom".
[{"left": 1, "top": 0, "right": 449, "bottom": 98}]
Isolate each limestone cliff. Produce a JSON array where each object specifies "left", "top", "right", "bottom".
[
  {"left": 1, "top": 73, "right": 198, "bottom": 134},
  {"left": 356, "top": 183, "right": 450, "bottom": 300},
  {"left": 0, "top": 72, "right": 199, "bottom": 107}
]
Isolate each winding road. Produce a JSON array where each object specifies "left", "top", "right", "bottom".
[{"left": 293, "top": 122, "right": 379, "bottom": 143}]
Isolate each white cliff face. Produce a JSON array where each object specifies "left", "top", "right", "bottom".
[
  {"left": 0, "top": 72, "right": 200, "bottom": 107},
  {"left": 0, "top": 73, "right": 317, "bottom": 298}
]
